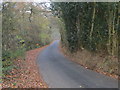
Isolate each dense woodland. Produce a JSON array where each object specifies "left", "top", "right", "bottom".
[
  {"left": 2, "top": 2, "right": 60, "bottom": 75},
  {"left": 1, "top": 2, "right": 120, "bottom": 77},
  {"left": 52, "top": 2, "right": 119, "bottom": 56},
  {"left": 51, "top": 2, "right": 119, "bottom": 75}
]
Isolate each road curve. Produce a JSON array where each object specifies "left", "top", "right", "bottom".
[{"left": 37, "top": 40, "right": 118, "bottom": 88}]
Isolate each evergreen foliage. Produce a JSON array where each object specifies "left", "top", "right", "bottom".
[{"left": 51, "top": 2, "right": 119, "bottom": 56}]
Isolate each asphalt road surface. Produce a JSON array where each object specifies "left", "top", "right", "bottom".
[{"left": 37, "top": 40, "right": 118, "bottom": 88}]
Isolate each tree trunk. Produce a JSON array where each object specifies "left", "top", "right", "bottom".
[{"left": 90, "top": 2, "right": 96, "bottom": 41}]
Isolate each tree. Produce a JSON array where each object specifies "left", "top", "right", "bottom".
[{"left": 51, "top": 2, "right": 119, "bottom": 57}]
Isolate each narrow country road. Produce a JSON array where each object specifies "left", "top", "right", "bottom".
[{"left": 37, "top": 40, "right": 118, "bottom": 88}]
